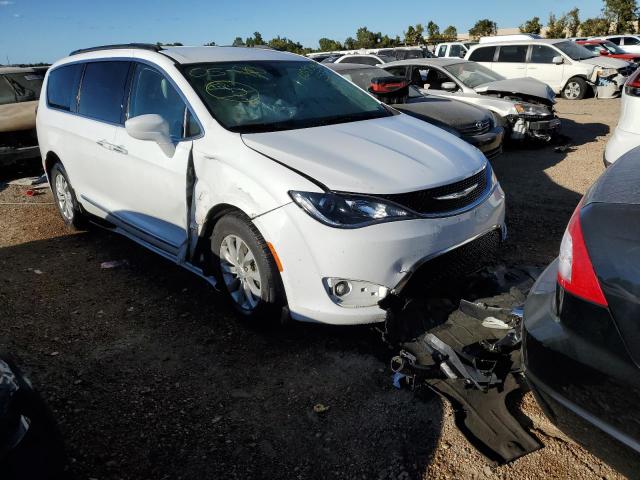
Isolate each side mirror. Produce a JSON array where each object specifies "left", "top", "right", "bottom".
[
  {"left": 552, "top": 56, "right": 564, "bottom": 65},
  {"left": 600, "top": 50, "right": 610, "bottom": 55},
  {"left": 125, "top": 114, "right": 176, "bottom": 157},
  {"left": 441, "top": 82, "right": 457, "bottom": 91}
]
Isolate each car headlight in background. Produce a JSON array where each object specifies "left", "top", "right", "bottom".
[
  {"left": 514, "top": 103, "right": 552, "bottom": 117},
  {"left": 289, "top": 190, "right": 415, "bottom": 228},
  {"left": 596, "top": 68, "right": 618, "bottom": 77}
]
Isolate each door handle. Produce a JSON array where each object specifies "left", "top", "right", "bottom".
[
  {"left": 96, "top": 139, "right": 111, "bottom": 149},
  {"left": 529, "top": 67, "right": 537, "bottom": 70},
  {"left": 112, "top": 145, "right": 128, "bottom": 155}
]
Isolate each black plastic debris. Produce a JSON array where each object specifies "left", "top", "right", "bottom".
[{"left": 381, "top": 267, "right": 543, "bottom": 464}]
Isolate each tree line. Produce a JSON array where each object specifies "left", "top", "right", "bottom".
[{"left": 156, "top": 0, "right": 638, "bottom": 54}]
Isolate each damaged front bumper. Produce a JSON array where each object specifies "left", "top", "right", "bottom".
[
  {"left": 253, "top": 183, "right": 506, "bottom": 325},
  {"left": 508, "top": 114, "right": 561, "bottom": 142}
]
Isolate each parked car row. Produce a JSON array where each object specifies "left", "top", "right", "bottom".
[{"left": 466, "top": 39, "right": 637, "bottom": 100}]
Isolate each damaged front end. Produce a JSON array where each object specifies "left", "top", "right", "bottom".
[{"left": 592, "top": 64, "right": 638, "bottom": 99}]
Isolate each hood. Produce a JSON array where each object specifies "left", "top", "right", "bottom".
[
  {"left": 394, "top": 96, "right": 488, "bottom": 131},
  {"left": 474, "top": 77, "right": 555, "bottom": 103},
  {"left": 581, "top": 56, "right": 630, "bottom": 68},
  {"left": 242, "top": 114, "right": 486, "bottom": 194}
]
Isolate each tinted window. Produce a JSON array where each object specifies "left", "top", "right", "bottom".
[
  {"left": 0, "top": 77, "right": 16, "bottom": 105},
  {"left": 437, "top": 45, "right": 447, "bottom": 57},
  {"left": 385, "top": 66, "right": 408, "bottom": 77},
  {"left": 625, "top": 37, "right": 640, "bottom": 45},
  {"left": 78, "top": 61, "right": 130, "bottom": 123},
  {"left": 497, "top": 45, "right": 528, "bottom": 62},
  {"left": 450, "top": 45, "right": 463, "bottom": 57},
  {"left": 608, "top": 37, "right": 622, "bottom": 45},
  {"left": 47, "top": 64, "right": 83, "bottom": 112},
  {"left": 468, "top": 46, "right": 496, "bottom": 62},
  {"left": 530, "top": 45, "right": 559, "bottom": 63},
  {"left": 128, "top": 64, "right": 187, "bottom": 139},
  {"left": 341, "top": 56, "right": 379, "bottom": 66}
]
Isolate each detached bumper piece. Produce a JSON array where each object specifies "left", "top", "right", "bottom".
[
  {"left": 385, "top": 298, "right": 541, "bottom": 464},
  {"left": 510, "top": 116, "right": 561, "bottom": 142}
]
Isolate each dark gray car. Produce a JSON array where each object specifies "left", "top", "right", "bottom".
[{"left": 327, "top": 63, "right": 504, "bottom": 158}]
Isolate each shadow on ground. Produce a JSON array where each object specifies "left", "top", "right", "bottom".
[{"left": 0, "top": 229, "right": 444, "bottom": 480}]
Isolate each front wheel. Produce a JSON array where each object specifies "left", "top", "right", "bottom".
[
  {"left": 211, "top": 213, "right": 285, "bottom": 321},
  {"left": 562, "top": 77, "right": 587, "bottom": 100}
]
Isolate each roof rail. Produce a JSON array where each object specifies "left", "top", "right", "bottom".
[{"left": 69, "top": 43, "right": 163, "bottom": 56}]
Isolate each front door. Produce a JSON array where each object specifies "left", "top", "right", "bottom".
[
  {"left": 494, "top": 45, "right": 528, "bottom": 78},
  {"left": 110, "top": 63, "right": 198, "bottom": 255},
  {"left": 527, "top": 45, "right": 565, "bottom": 92}
]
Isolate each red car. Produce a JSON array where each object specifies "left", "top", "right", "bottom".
[{"left": 577, "top": 40, "right": 640, "bottom": 62}]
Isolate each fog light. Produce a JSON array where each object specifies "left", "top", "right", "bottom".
[
  {"left": 334, "top": 280, "right": 351, "bottom": 297},
  {"left": 324, "top": 278, "right": 389, "bottom": 308}
]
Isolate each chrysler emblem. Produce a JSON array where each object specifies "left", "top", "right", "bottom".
[{"left": 435, "top": 183, "right": 478, "bottom": 201}]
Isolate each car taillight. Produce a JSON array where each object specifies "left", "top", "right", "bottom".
[
  {"left": 625, "top": 69, "right": 640, "bottom": 96},
  {"left": 557, "top": 200, "right": 608, "bottom": 307}
]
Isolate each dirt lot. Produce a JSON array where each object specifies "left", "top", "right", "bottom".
[{"left": 0, "top": 98, "right": 631, "bottom": 480}]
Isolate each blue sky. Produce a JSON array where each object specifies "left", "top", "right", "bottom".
[{"left": 1, "top": 0, "right": 603, "bottom": 64}]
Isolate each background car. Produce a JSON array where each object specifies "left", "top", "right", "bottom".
[
  {"left": 434, "top": 42, "right": 478, "bottom": 58},
  {"left": 604, "top": 68, "right": 640, "bottom": 166},
  {"left": 523, "top": 146, "right": 640, "bottom": 477},
  {"left": 577, "top": 40, "right": 640, "bottom": 63},
  {"left": 321, "top": 53, "right": 394, "bottom": 65},
  {"left": 384, "top": 58, "right": 560, "bottom": 142},
  {"left": 593, "top": 35, "right": 640, "bottom": 54},
  {"left": 0, "top": 67, "right": 46, "bottom": 167},
  {"left": 466, "top": 39, "right": 634, "bottom": 100},
  {"left": 328, "top": 63, "right": 503, "bottom": 158}
]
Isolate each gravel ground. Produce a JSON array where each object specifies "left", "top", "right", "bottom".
[{"left": 0, "top": 98, "right": 631, "bottom": 480}]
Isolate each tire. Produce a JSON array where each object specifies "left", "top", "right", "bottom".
[
  {"left": 211, "top": 213, "right": 286, "bottom": 321},
  {"left": 562, "top": 77, "right": 588, "bottom": 100},
  {"left": 50, "top": 162, "right": 86, "bottom": 229}
]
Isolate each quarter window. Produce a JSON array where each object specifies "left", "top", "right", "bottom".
[
  {"left": 497, "top": 45, "right": 528, "bottom": 63},
  {"left": 78, "top": 61, "right": 130, "bottom": 123},
  {"left": 47, "top": 63, "right": 83, "bottom": 112},
  {"left": 624, "top": 37, "right": 640, "bottom": 45},
  {"left": 468, "top": 46, "right": 496, "bottom": 62},
  {"left": 530, "top": 45, "right": 559, "bottom": 63},
  {"left": 128, "top": 64, "right": 188, "bottom": 139}
]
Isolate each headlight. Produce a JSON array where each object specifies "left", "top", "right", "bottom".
[
  {"left": 597, "top": 68, "right": 618, "bottom": 77},
  {"left": 289, "top": 190, "right": 415, "bottom": 228},
  {"left": 514, "top": 103, "right": 552, "bottom": 116}
]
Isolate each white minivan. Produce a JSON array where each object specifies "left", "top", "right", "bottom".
[
  {"left": 37, "top": 44, "right": 506, "bottom": 325},
  {"left": 467, "top": 39, "right": 635, "bottom": 100},
  {"left": 605, "top": 68, "right": 640, "bottom": 166}
]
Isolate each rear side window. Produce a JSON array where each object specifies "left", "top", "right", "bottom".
[
  {"left": 341, "top": 56, "right": 379, "bottom": 66},
  {"left": 625, "top": 37, "right": 640, "bottom": 45},
  {"left": 468, "top": 46, "right": 496, "bottom": 62},
  {"left": 497, "top": 45, "right": 528, "bottom": 63},
  {"left": 128, "top": 63, "right": 188, "bottom": 139},
  {"left": 449, "top": 45, "right": 463, "bottom": 57},
  {"left": 78, "top": 61, "right": 130, "bottom": 123},
  {"left": 608, "top": 37, "right": 622, "bottom": 45},
  {"left": 47, "top": 64, "right": 83, "bottom": 112},
  {"left": 437, "top": 45, "right": 447, "bottom": 57},
  {"left": 530, "top": 45, "right": 558, "bottom": 63}
]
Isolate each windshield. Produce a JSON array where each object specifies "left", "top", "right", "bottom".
[
  {"left": 442, "top": 62, "right": 505, "bottom": 88},
  {"left": 183, "top": 61, "right": 390, "bottom": 133},
  {"left": 554, "top": 41, "right": 597, "bottom": 60},
  {"left": 601, "top": 41, "right": 627, "bottom": 54},
  {"left": 340, "top": 68, "right": 422, "bottom": 98}
]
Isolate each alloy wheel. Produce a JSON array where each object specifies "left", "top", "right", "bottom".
[
  {"left": 219, "top": 234, "right": 262, "bottom": 312},
  {"left": 54, "top": 173, "right": 74, "bottom": 221},
  {"left": 565, "top": 82, "right": 581, "bottom": 100}
]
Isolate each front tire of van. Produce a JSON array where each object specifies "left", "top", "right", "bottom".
[
  {"left": 211, "top": 213, "right": 286, "bottom": 323},
  {"left": 562, "top": 77, "right": 587, "bottom": 100},
  {"left": 50, "top": 163, "right": 86, "bottom": 230}
]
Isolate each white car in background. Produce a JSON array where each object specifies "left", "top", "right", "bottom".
[
  {"left": 434, "top": 42, "right": 478, "bottom": 58},
  {"left": 384, "top": 58, "right": 561, "bottom": 141},
  {"left": 594, "top": 35, "right": 640, "bottom": 54},
  {"left": 36, "top": 44, "right": 505, "bottom": 326},
  {"left": 605, "top": 69, "right": 640, "bottom": 166},
  {"left": 466, "top": 39, "right": 635, "bottom": 100},
  {"left": 321, "top": 53, "right": 394, "bottom": 66}
]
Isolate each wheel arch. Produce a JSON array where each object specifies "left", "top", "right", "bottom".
[{"left": 44, "top": 151, "right": 61, "bottom": 179}]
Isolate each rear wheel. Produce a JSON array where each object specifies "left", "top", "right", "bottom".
[
  {"left": 50, "top": 163, "right": 86, "bottom": 229},
  {"left": 211, "top": 213, "right": 285, "bottom": 321},
  {"left": 562, "top": 77, "right": 587, "bottom": 100}
]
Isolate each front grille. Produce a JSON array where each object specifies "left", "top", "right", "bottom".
[
  {"left": 458, "top": 118, "right": 491, "bottom": 136},
  {"left": 619, "top": 64, "right": 638, "bottom": 77},
  {"left": 378, "top": 167, "right": 489, "bottom": 215}
]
